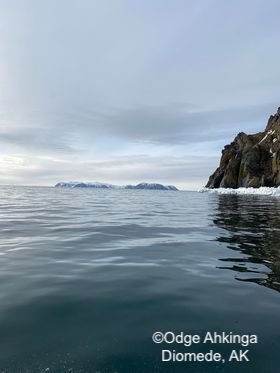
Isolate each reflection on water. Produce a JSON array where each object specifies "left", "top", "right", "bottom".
[
  {"left": 214, "top": 195, "right": 280, "bottom": 292},
  {"left": 0, "top": 186, "right": 279, "bottom": 372}
]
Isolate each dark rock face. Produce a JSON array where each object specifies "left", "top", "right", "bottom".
[{"left": 206, "top": 107, "right": 280, "bottom": 188}]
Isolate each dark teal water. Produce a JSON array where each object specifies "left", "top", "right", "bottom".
[{"left": 0, "top": 186, "right": 279, "bottom": 373}]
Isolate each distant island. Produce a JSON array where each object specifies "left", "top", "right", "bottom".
[
  {"left": 206, "top": 106, "right": 280, "bottom": 188},
  {"left": 55, "top": 182, "right": 178, "bottom": 191}
]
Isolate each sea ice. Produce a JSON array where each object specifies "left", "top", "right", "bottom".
[{"left": 198, "top": 186, "right": 280, "bottom": 197}]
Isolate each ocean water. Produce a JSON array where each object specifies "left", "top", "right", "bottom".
[{"left": 0, "top": 186, "right": 279, "bottom": 373}]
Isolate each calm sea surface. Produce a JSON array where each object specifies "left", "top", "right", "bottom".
[{"left": 0, "top": 186, "right": 279, "bottom": 373}]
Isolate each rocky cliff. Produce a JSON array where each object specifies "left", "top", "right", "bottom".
[{"left": 206, "top": 107, "right": 280, "bottom": 188}]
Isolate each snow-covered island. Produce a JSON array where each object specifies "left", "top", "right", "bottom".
[
  {"left": 125, "top": 183, "right": 178, "bottom": 190},
  {"left": 55, "top": 181, "right": 178, "bottom": 191}
]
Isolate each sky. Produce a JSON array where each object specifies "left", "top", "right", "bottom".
[{"left": 0, "top": 0, "right": 280, "bottom": 189}]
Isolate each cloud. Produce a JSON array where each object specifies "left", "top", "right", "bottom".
[
  {"left": 0, "top": 0, "right": 279, "bottom": 187},
  {"left": 1, "top": 102, "right": 275, "bottom": 155},
  {"left": 0, "top": 128, "right": 77, "bottom": 154},
  {"left": 92, "top": 102, "right": 276, "bottom": 144}
]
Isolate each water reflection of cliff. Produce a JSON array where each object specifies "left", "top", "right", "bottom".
[{"left": 213, "top": 194, "right": 280, "bottom": 292}]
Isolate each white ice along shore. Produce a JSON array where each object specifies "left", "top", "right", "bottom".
[
  {"left": 55, "top": 181, "right": 178, "bottom": 191},
  {"left": 199, "top": 186, "right": 280, "bottom": 197}
]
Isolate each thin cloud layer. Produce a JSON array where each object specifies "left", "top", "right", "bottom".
[{"left": 0, "top": 0, "right": 279, "bottom": 188}]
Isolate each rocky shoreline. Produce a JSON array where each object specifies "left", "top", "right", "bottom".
[{"left": 206, "top": 107, "right": 280, "bottom": 188}]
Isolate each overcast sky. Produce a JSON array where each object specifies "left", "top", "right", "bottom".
[{"left": 0, "top": 0, "right": 279, "bottom": 189}]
